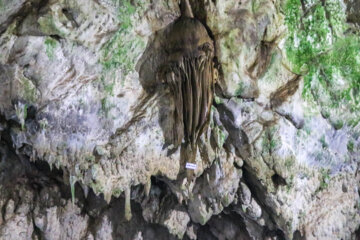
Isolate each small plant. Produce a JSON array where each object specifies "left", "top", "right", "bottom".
[
  {"left": 319, "top": 135, "right": 328, "bottom": 149},
  {"left": 332, "top": 120, "right": 344, "bottom": 130},
  {"left": 347, "top": 140, "right": 355, "bottom": 153},
  {"left": 321, "top": 109, "right": 330, "bottom": 119},
  {"left": 316, "top": 168, "right": 331, "bottom": 193}
]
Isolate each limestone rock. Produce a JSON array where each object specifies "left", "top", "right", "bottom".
[{"left": 0, "top": 0, "right": 359, "bottom": 239}]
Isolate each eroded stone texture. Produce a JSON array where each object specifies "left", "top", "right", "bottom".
[{"left": 0, "top": 0, "right": 359, "bottom": 239}]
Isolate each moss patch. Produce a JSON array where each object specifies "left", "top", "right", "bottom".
[
  {"left": 45, "top": 37, "right": 57, "bottom": 60},
  {"left": 283, "top": 0, "right": 360, "bottom": 126},
  {"left": 347, "top": 140, "right": 354, "bottom": 152},
  {"left": 38, "top": 15, "right": 64, "bottom": 37},
  {"left": 101, "top": 0, "right": 146, "bottom": 75},
  {"left": 262, "top": 126, "right": 280, "bottom": 155}
]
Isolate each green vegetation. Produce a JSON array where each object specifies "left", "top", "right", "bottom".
[
  {"left": 283, "top": 0, "right": 360, "bottom": 124},
  {"left": 214, "top": 126, "right": 227, "bottom": 148},
  {"left": 319, "top": 135, "right": 328, "bottom": 149},
  {"left": 113, "top": 188, "right": 123, "bottom": 197},
  {"left": 317, "top": 168, "right": 331, "bottom": 192},
  {"left": 100, "top": 76, "right": 115, "bottom": 96},
  {"left": 214, "top": 95, "right": 224, "bottom": 104},
  {"left": 99, "top": 1, "right": 146, "bottom": 118},
  {"left": 45, "top": 38, "right": 57, "bottom": 60},
  {"left": 347, "top": 140, "right": 354, "bottom": 152},
  {"left": 251, "top": 0, "right": 261, "bottom": 13},
  {"left": 23, "top": 79, "right": 37, "bottom": 102},
  {"left": 101, "top": 98, "right": 110, "bottom": 117},
  {"left": 332, "top": 120, "right": 344, "bottom": 130},
  {"left": 262, "top": 126, "right": 280, "bottom": 154},
  {"left": 101, "top": 0, "right": 146, "bottom": 75},
  {"left": 235, "top": 81, "right": 244, "bottom": 96},
  {"left": 38, "top": 15, "right": 64, "bottom": 37}
]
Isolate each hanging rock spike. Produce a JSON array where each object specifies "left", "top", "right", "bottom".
[{"left": 180, "top": 0, "right": 194, "bottom": 18}]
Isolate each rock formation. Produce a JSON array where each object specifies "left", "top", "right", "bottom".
[{"left": 0, "top": 0, "right": 359, "bottom": 239}]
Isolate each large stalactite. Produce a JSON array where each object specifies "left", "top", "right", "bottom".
[{"left": 156, "top": 0, "right": 217, "bottom": 148}]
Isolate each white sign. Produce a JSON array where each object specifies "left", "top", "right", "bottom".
[{"left": 185, "top": 163, "right": 197, "bottom": 170}]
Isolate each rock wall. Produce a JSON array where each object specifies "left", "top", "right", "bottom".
[{"left": 0, "top": 0, "right": 359, "bottom": 239}]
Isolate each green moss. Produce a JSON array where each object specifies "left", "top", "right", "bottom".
[
  {"left": 347, "top": 140, "right": 354, "bottom": 152},
  {"left": 319, "top": 135, "right": 328, "bottom": 149},
  {"left": 20, "top": 76, "right": 38, "bottom": 103},
  {"left": 214, "top": 95, "right": 224, "bottom": 104},
  {"left": 101, "top": 98, "right": 109, "bottom": 117},
  {"left": 214, "top": 126, "right": 227, "bottom": 148},
  {"left": 332, "top": 120, "right": 344, "bottom": 130},
  {"left": 38, "top": 15, "right": 64, "bottom": 37},
  {"left": 198, "top": 214, "right": 208, "bottom": 226},
  {"left": 317, "top": 168, "right": 330, "bottom": 192},
  {"left": 44, "top": 38, "right": 57, "bottom": 60},
  {"left": 113, "top": 188, "right": 123, "bottom": 197},
  {"left": 100, "top": 76, "right": 115, "bottom": 96},
  {"left": 104, "top": 82, "right": 115, "bottom": 96},
  {"left": 262, "top": 126, "right": 280, "bottom": 154},
  {"left": 90, "top": 182, "right": 104, "bottom": 195},
  {"left": 235, "top": 81, "right": 244, "bottom": 96},
  {"left": 101, "top": 0, "right": 146, "bottom": 75},
  {"left": 251, "top": 0, "right": 261, "bottom": 13},
  {"left": 321, "top": 109, "right": 330, "bottom": 119},
  {"left": 283, "top": 0, "right": 360, "bottom": 119}
]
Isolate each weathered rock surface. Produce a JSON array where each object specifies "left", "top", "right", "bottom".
[{"left": 0, "top": 0, "right": 359, "bottom": 239}]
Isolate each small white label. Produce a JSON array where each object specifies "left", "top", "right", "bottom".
[{"left": 185, "top": 163, "right": 197, "bottom": 170}]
